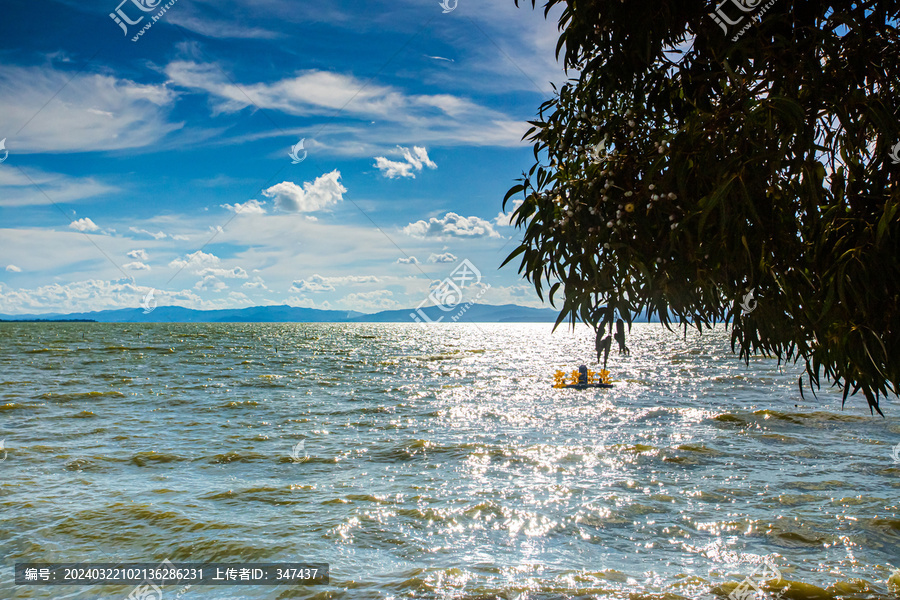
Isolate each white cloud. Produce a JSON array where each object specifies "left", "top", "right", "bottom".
[
  {"left": 287, "top": 296, "right": 333, "bottom": 310},
  {"left": 404, "top": 212, "right": 501, "bottom": 239},
  {"left": 0, "top": 279, "right": 163, "bottom": 314},
  {"left": 428, "top": 252, "right": 457, "bottom": 263},
  {"left": 69, "top": 218, "right": 100, "bottom": 232},
  {"left": 0, "top": 65, "right": 180, "bottom": 154},
  {"left": 0, "top": 168, "right": 117, "bottom": 208},
  {"left": 123, "top": 262, "right": 151, "bottom": 271},
  {"left": 290, "top": 273, "right": 379, "bottom": 293},
  {"left": 169, "top": 250, "right": 219, "bottom": 271},
  {"left": 242, "top": 277, "right": 269, "bottom": 290},
  {"left": 373, "top": 158, "right": 415, "bottom": 180},
  {"left": 169, "top": 251, "right": 248, "bottom": 279},
  {"left": 478, "top": 284, "right": 546, "bottom": 309},
  {"left": 195, "top": 275, "right": 227, "bottom": 292},
  {"left": 262, "top": 171, "right": 346, "bottom": 213},
  {"left": 129, "top": 227, "right": 169, "bottom": 240},
  {"left": 166, "top": 13, "right": 280, "bottom": 40},
  {"left": 6, "top": 265, "right": 22, "bottom": 272},
  {"left": 201, "top": 267, "right": 248, "bottom": 279},
  {"left": 164, "top": 61, "right": 529, "bottom": 149},
  {"left": 167, "top": 62, "right": 469, "bottom": 120},
  {"left": 397, "top": 256, "right": 419, "bottom": 265},
  {"left": 374, "top": 146, "right": 437, "bottom": 179},
  {"left": 127, "top": 249, "right": 149, "bottom": 261},
  {"left": 495, "top": 199, "right": 524, "bottom": 227},
  {"left": 338, "top": 275, "right": 380, "bottom": 284},
  {"left": 0, "top": 277, "right": 293, "bottom": 315},
  {"left": 290, "top": 276, "right": 333, "bottom": 293},
  {"left": 222, "top": 199, "right": 267, "bottom": 214},
  {"left": 341, "top": 290, "right": 399, "bottom": 311}
]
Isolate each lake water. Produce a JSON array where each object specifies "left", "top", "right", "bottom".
[{"left": 1, "top": 322, "right": 898, "bottom": 599}]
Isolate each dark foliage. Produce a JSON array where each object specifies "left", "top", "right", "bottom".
[{"left": 505, "top": 0, "right": 900, "bottom": 414}]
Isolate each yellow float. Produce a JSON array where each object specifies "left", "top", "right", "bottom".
[{"left": 552, "top": 366, "right": 613, "bottom": 389}]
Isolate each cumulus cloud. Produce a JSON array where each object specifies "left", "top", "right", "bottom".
[
  {"left": 127, "top": 249, "right": 149, "bottom": 261},
  {"left": 428, "top": 252, "right": 457, "bottom": 263},
  {"left": 404, "top": 212, "right": 501, "bottom": 238},
  {"left": 242, "top": 276, "right": 268, "bottom": 290},
  {"left": 495, "top": 199, "right": 525, "bottom": 227},
  {"left": 396, "top": 256, "right": 419, "bottom": 264},
  {"left": 374, "top": 146, "right": 437, "bottom": 179},
  {"left": 6, "top": 265, "right": 22, "bottom": 272},
  {"left": 69, "top": 218, "right": 100, "bottom": 232},
  {"left": 341, "top": 290, "right": 399, "bottom": 311},
  {"left": 288, "top": 296, "right": 332, "bottom": 310},
  {"left": 195, "top": 275, "right": 227, "bottom": 292},
  {"left": 262, "top": 171, "right": 345, "bottom": 213},
  {"left": 291, "top": 276, "right": 334, "bottom": 293},
  {"left": 0, "top": 279, "right": 170, "bottom": 314},
  {"left": 169, "top": 250, "right": 219, "bottom": 271},
  {"left": 202, "top": 267, "right": 248, "bottom": 279},
  {"left": 169, "top": 251, "right": 248, "bottom": 279},
  {"left": 123, "top": 261, "right": 151, "bottom": 271},
  {"left": 0, "top": 278, "right": 277, "bottom": 314},
  {"left": 290, "top": 273, "right": 379, "bottom": 293},
  {"left": 222, "top": 199, "right": 267, "bottom": 214}
]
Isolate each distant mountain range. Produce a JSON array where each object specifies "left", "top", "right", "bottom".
[{"left": 0, "top": 303, "right": 585, "bottom": 324}]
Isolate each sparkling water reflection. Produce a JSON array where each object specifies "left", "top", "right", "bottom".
[{"left": 0, "top": 322, "right": 897, "bottom": 599}]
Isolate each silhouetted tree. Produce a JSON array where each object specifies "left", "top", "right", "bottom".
[{"left": 505, "top": 0, "right": 900, "bottom": 414}]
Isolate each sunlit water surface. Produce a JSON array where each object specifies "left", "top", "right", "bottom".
[{"left": 0, "top": 323, "right": 898, "bottom": 600}]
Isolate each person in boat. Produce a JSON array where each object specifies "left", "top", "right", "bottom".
[
  {"left": 578, "top": 364, "right": 589, "bottom": 385},
  {"left": 614, "top": 318, "right": 630, "bottom": 355}
]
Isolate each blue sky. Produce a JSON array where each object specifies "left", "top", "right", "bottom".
[{"left": 0, "top": 0, "right": 566, "bottom": 315}]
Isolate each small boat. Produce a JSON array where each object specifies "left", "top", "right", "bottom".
[
  {"left": 552, "top": 366, "right": 613, "bottom": 389},
  {"left": 554, "top": 382, "right": 614, "bottom": 390}
]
